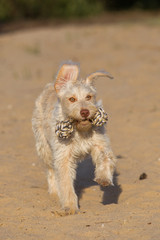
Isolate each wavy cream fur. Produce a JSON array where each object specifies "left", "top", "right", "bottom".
[{"left": 32, "top": 62, "right": 116, "bottom": 215}]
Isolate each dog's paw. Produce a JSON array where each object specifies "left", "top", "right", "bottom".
[
  {"left": 95, "top": 177, "right": 113, "bottom": 187},
  {"left": 53, "top": 207, "right": 80, "bottom": 217}
]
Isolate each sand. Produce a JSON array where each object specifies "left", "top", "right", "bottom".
[{"left": 0, "top": 16, "right": 160, "bottom": 240}]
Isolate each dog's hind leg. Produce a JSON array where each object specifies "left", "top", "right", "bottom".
[
  {"left": 47, "top": 168, "right": 59, "bottom": 195},
  {"left": 32, "top": 103, "right": 59, "bottom": 195},
  {"left": 32, "top": 119, "right": 58, "bottom": 194}
]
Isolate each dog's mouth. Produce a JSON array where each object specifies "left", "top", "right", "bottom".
[
  {"left": 75, "top": 118, "right": 92, "bottom": 125},
  {"left": 74, "top": 118, "right": 92, "bottom": 131}
]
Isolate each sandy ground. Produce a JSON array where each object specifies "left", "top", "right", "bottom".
[{"left": 0, "top": 16, "right": 160, "bottom": 240}]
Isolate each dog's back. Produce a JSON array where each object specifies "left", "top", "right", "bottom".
[{"left": 32, "top": 83, "right": 56, "bottom": 167}]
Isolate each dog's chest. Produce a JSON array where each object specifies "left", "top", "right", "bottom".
[{"left": 71, "top": 132, "right": 93, "bottom": 158}]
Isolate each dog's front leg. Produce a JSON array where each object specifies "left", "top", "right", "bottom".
[
  {"left": 91, "top": 139, "right": 116, "bottom": 187},
  {"left": 54, "top": 152, "right": 78, "bottom": 215}
]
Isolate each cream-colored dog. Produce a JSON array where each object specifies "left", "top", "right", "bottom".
[{"left": 32, "top": 61, "right": 116, "bottom": 215}]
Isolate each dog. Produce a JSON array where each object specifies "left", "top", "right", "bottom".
[{"left": 32, "top": 61, "right": 116, "bottom": 215}]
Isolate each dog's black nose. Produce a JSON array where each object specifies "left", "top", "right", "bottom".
[{"left": 80, "top": 109, "right": 90, "bottom": 118}]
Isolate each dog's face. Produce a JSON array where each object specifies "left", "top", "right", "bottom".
[
  {"left": 59, "top": 81, "right": 97, "bottom": 131},
  {"left": 54, "top": 62, "right": 113, "bottom": 131}
]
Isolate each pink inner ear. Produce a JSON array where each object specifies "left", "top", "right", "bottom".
[
  {"left": 55, "top": 64, "right": 79, "bottom": 92},
  {"left": 55, "top": 71, "right": 72, "bottom": 92},
  {"left": 64, "top": 71, "right": 71, "bottom": 81}
]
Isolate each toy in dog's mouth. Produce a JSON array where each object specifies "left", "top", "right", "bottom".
[{"left": 55, "top": 108, "right": 108, "bottom": 139}]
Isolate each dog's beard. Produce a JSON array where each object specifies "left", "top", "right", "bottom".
[{"left": 74, "top": 119, "right": 92, "bottom": 132}]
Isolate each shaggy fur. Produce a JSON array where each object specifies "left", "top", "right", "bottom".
[{"left": 32, "top": 62, "right": 116, "bottom": 215}]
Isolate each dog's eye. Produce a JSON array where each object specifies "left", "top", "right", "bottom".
[
  {"left": 69, "top": 97, "right": 76, "bottom": 103},
  {"left": 86, "top": 95, "right": 92, "bottom": 101}
]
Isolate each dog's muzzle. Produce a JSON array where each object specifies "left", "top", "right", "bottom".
[{"left": 55, "top": 108, "right": 108, "bottom": 139}]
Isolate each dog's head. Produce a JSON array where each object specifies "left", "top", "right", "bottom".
[{"left": 54, "top": 61, "right": 113, "bottom": 131}]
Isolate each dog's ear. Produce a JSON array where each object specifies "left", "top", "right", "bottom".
[
  {"left": 54, "top": 63, "right": 79, "bottom": 93},
  {"left": 86, "top": 71, "right": 113, "bottom": 85}
]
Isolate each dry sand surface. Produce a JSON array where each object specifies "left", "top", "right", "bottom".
[{"left": 0, "top": 16, "right": 160, "bottom": 240}]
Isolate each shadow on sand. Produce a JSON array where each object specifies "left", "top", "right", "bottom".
[{"left": 75, "top": 156, "right": 122, "bottom": 206}]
